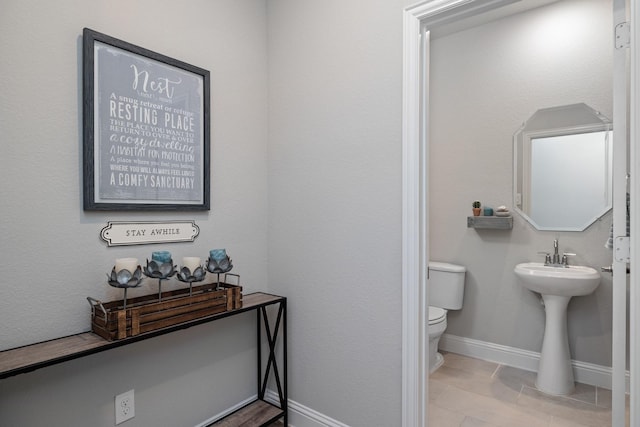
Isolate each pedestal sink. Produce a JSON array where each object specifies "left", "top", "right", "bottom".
[{"left": 514, "top": 262, "right": 600, "bottom": 395}]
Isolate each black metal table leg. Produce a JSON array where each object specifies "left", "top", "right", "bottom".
[{"left": 257, "top": 299, "right": 287, "bottom": 425}]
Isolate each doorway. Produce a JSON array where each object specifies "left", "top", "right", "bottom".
[{"left": 402, "top": 1, "right": 634, "bottom": 426}]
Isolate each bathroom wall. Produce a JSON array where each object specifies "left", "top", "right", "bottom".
[
  {"left": 429, "top": 0, "right": 615, "bottom": 367},
  {"left": 0, "top": 1, "right": 269, "bottom": 425}
]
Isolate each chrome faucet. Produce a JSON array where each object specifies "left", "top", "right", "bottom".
[
  {"left": 540, "top": 239, "right": 575, "bottom": 267},
  {"left": 552, "top": 239, "right": 560, "bottom": 265}
]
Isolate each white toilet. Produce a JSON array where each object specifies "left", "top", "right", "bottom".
[{"left": 428, "top": 261, "right": 466, "bottom": 373}]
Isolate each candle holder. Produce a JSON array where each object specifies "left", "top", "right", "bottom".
[
  {"left": 177, "top": 265, "right": 206, "bottom": 296},
  {"left": 107, "top": 265, "right": 143, "bottom": 310},
  {"left": 143, "top": 259, "right": 177, "bottom": 301},
  {"left": 206, "top": 254, "right": 233, "bottom": 290}
]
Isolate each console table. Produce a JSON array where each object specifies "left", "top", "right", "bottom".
[{"left": 0, "top": 292, "right": 287, "bottom": 427}]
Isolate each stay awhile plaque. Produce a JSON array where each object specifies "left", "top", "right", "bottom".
[{"left": 100, "top": 220, "right": 200, "bottom": 246}]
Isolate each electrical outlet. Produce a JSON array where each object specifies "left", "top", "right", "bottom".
[{"left": 115, "top": 389, "right": 135, "bottom": 425}]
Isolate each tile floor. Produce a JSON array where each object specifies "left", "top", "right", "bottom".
[{"left": 429, "top": 352, "right": 629, "bottom": 427}]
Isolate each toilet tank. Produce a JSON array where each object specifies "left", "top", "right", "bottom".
[{"left": 428, "top": 261, "right": 466, "bottom": 310}]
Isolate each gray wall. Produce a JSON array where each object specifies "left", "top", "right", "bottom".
[
  {"left": 0, "top": 0, "right": 618, "bottom": 426},
  {"left": 267, "top": 0, "right": 405, "bottom": 425},
  {"left": 429, "top": 0, "right": 615, "bottom": 366},
  {"left": 0, "top": 1, "right": 269, "bottom": 426},
  {"left": 1, "top": 0, "right": 409, "bottom": 426}
]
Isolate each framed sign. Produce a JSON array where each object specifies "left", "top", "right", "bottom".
[{"left": 83, "top": 28, "right": 210, "bottom": 210}]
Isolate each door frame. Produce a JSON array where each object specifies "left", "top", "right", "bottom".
[
  {"left": 630, "top": 1, "right": 639, "bottom": 423},
  {"left": 401, "top": 1, "right": 637, "bottom": 426}
]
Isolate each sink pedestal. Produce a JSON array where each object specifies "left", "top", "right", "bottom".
[
  {"left": 514, "top": 262, "right": 600, "bottom": 396},
  {"left": 536, "top": 294, "right": 574, "bottom": 395}
]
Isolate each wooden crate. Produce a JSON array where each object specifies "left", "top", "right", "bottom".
[{"left": 89, "top": 282, "right": 242, "bottom": 341}]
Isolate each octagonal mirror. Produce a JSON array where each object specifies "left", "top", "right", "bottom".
[{"left": 513, "top": 103, "right": 612, "bottom": 231}]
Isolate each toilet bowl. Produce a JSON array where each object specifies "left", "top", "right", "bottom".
[
  {"left": 428, "top": 306, "right": 447, "bottom": 373},
  {"left": 427, "top": 262, "right": 466, "bottom": 373}
]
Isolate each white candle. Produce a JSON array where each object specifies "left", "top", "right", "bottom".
[
  {"left": 115, "top": 258, "right": 139, "bottom": 273},
  {"left": 183, "top": 257, "right": 201, "bottom": 273}
]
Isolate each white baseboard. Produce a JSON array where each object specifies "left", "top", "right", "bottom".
[
  {"left": 196, "top": 334, "right": 628, "bottom": 427},
  {"left": 265, "top": 389, "right": 350, "bottom": 427},
  {"left": 194, "top": 395, "right": 258, "bottom": 427},
  {"left": 193, "top": 390, "right": 349, "bottom": 427},
  {"left": 439, "top": 333, "right": 630, "bottom": 393}
]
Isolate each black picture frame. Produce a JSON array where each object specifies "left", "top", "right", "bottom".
[{"left": 83, "top": 28, "right": 210, "bottom": 211}]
